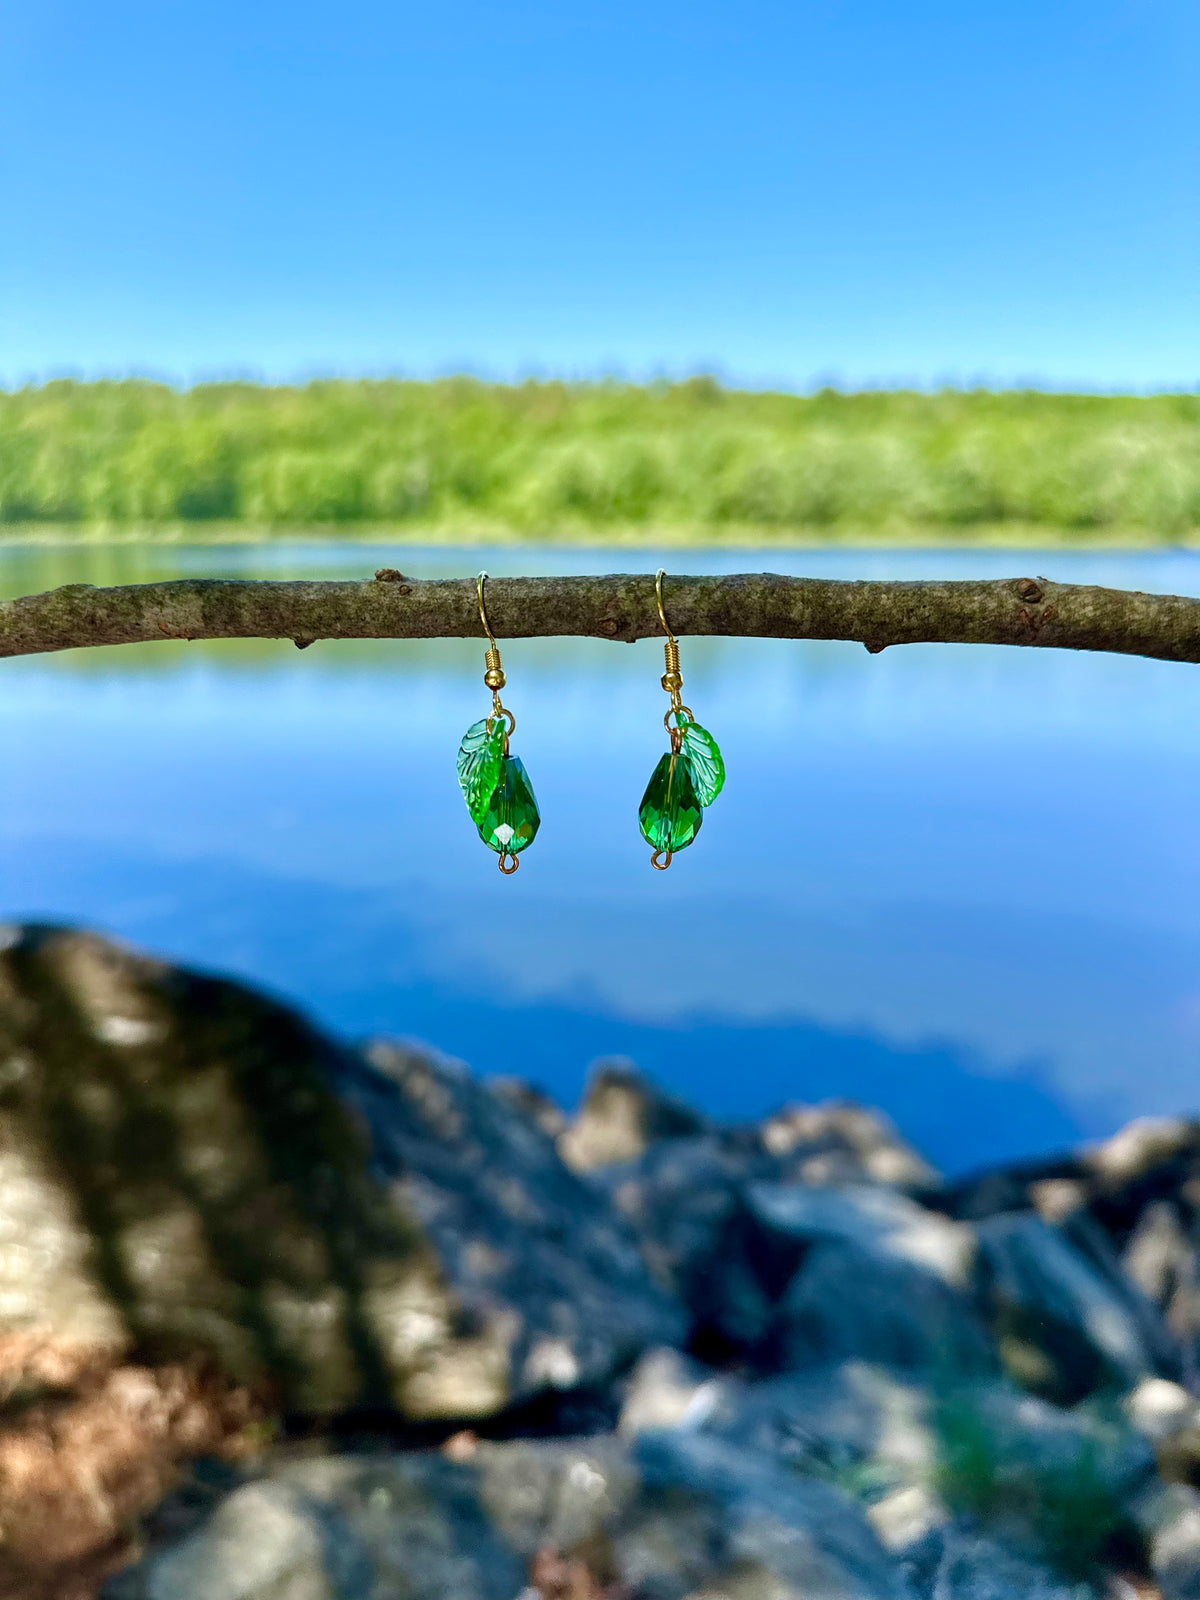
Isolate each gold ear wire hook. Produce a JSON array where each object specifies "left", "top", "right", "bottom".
[
  {"left": 477, "top": 571, "right": 497, "bottom": 649},
  {"left": 655, "top": 568, "right": 684, "bottom": 718},
  {"left": 655, "top": 568, "right": 675, "bottom": 643},
  {"left": 477, "top": 572, "right": 506, "bottom": 698}
]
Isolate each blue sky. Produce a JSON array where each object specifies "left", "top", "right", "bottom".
[{"left": 2, "top": 0, "right": 1196, "bottom": 390}]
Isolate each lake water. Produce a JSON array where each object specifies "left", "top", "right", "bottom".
[{"left": 3, "top": 541, "right": 1200, "bottom": 1175}]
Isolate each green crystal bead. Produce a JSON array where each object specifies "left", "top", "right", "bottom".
[
  {"left": 457, "top": 716, "right": 506, "bottom": 825},
  {"left": 476, "top": 755, "right": 540, "bottom": 855},
  {"left": 679, "top": 719, "right": 725, "bottom": 806},
  {"left": 639, "top": 751, "right": 703, "bottom": 854}
]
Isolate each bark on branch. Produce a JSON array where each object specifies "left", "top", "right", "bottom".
[{"left": 1, "top": 570, "right": 1199, "bottom": 664}]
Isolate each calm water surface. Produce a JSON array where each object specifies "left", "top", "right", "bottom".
[{"left": 4, "top": 541, "right": 1200, "bottom": 1173}]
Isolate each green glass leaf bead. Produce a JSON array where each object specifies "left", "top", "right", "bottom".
[
  {"left": 639, "top": 751, "right": 703, "bottom": 855},
  {"left": 679, "top": 720, "right": 725, "bottom": 807},
  {"left": 457, "top": 716, "right": 505, "bottom": 825},
  {"left": 477, "top": 755, "right": 541, "bottom": 856}
]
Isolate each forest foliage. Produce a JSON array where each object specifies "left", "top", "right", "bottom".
[{"left": 2, "top": 378, "right": 1199, "bottom": 538}]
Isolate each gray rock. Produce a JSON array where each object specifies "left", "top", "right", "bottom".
[
  {"left": 702, "top": 1362, "right": 938, "bottom": 1492},
  {"left": 628, "top": 1429, "right": 910, "bottom": 1599},
  {"left": 559, "top": 1059, "right": 710, "bottom": 1173},
  {"left": 866, "top": 1484, "right": 951, "bottom": 1553},
  {"left": 619, "top": 1346, "right": 729, "bottom": 1438},
  {"left": 898, "top": 1523, "right": 1088, "bottom": 1600},
  {"left": 773, "top": 1240, "right": 996, "bottom": 1378},
  {"left": 700, "top": 1361, "right": 1149, "bottom": 1572},
  {"left": 757, "top": 1103, "right": 940, "bottom": 1192},
  {"left": 749, "top": 1186, "right": 993, "bottom": 1378},
  {"left": 745, "top": 1184, "right": 975, "bottom": 1289},
  {"left": 341, "top": 1038, "right": 686, "bottom": 1411},
  {"left": 115, "top": 1452, "right": 526, "bottom": 1600},
  {"left": 1136, "top": 1481, "right": 1200, "bottom": 1599},
  {"left": 0, "top": 926, "right": 681, "bottom": 1428},
  {"left": 977, "top": 1211, "right": 1167, "bottom": 1402},
  {"left": 110, "top": 1431, "right": 910, "bottom": 1600},
  {"left": 485, "top": 1076, "right": 569, "bottom": 1141},
  {"left": 143, "top": 1481, "right": 334, "bottom": 1600},
  {"left": 600, "top": 1134, "right": 803, "bottom": 1358}
]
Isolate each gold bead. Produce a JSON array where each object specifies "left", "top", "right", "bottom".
[
  {"left": 661, "top": 671, "right": 683, "bottom": 693},
  {"left": 484, "top": 667, "right": 506, "bottom": 690}
]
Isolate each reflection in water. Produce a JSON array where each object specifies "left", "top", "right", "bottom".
[{"left": 3, "top": 542, "right": 1200, "bottom": 1173}]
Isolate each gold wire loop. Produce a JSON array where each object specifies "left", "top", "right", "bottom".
[
  {"left": 477, "top": 572, "right": 497, "bottom": 646},
  {"left": 650, "top": 848, "right": 673, "bottom": 871},
  {"left": 487, "top": 706, "right": 516, "bottom": 753},
  {"left": 655, "top": 569, "right": 674, "bottom": 640},
  {"left": 664, "top": 705, "right": 694, "bottom": 731},
  {"left": 498, "top": 851, "right": 520, "bottom": 875},
  {"left": 477, "top": 571, "right": 507, "bottom": 692}
]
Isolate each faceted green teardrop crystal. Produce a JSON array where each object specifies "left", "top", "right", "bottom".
[
  {"left": 457, "top": 717, "right": 506, "bottom": 825},
  {"left": 639, "top": 751, "right": 703, "bottom": 854},
  {"left": 679, "top": 720, "right": 725, "bottom": 807},
  {"left": 476, "top": 755, "right": 541, "bottom": 855}
]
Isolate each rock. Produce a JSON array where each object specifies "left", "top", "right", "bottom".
[
  {"left": 342, "top": 1039, "right": 686, "bottom": 1411},
  {"left": 772, "top": 1239, "right": 996, "bottom": 1377},
  {"left": 1126, "top": 1378, "right": 1200, "bottom": 1444},
  {"left": 487, "top": 1077, "right": 569, "bottom": 1142},
  {"left": 1090, "top": 1120, "right": 1200, "bottom": 1186},
  {"left": 0, "top": 925, "right": 681, "bottom": 1421},
  {"left": 695, "top": 1360, "right": 1149, "bottom": 1585},
  {"left": 629, "top": 1429, "right": 909, "bottom": 1599},
  {"left": 946, "top": 1114, "right": 1200, "bottom": 1382},
  {"left": 702, "top": 1362, "right": 938, "bottom": 1490},
  {"left": 976, "top": 1211, "right": 1169, "bottom": 1402},
  {"left": 559, "top": 1060, "right": 709, "bottom": 1174},
  {"left": 601, "top": 1139, "right": 947, "bottom": 1363},
  {"left": 744, "top": 1183, "right": 975, "bottom": 1288},
  {"left": 1137, "top": 1482, "right": 1200, "bottom": 1599},
  {"left": 746, "top": 1185, "right": 993, "bottom": 1377},
  {"left": 756, "top": 1102, "right": 940, "bottom": 1192},
  {"left": 111, "top": 1452, "right": 526, "bottom": 1600},
  {"left": 140, "top": 1481, "right": 333, "bottom": 1600},
  {"left": 600, "top": 1135, "right": 804, "bottom": 1360},
  {"left": 0, "top": 1344, "right": 257, "bottom": 1600},
  {"left": 618, "top": 1347, "right": 727, "bottom": 1438},
  {"left": 898, "top": 1522, "right": 1090, "bottom": 1600},
  {"left": 866, "top": 1484, "right": 950, "bottom": 1552},
  {"left": 110, "top": 1430, "right": 911, "bottom": 1600}
]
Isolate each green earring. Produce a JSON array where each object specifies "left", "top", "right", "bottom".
[
  {"left": 457, "top": 572, "right": 540, "bottom": 874},
  {"left": 639, "top": 568, "right": 725, "bottom": 870}
]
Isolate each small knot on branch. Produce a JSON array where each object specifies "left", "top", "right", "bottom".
[{"left": 1016, "top": 578, "right": 1044, "bottom": 603}]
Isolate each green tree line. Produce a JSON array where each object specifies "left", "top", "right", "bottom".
[{"left": 2, "top": 378, "right": 1198, "bottom": 537}]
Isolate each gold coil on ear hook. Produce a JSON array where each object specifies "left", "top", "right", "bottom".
[
  {"left": 477, "top": 571, "right": 513, "bottom": 746},
  {"left": 656, "top": 568, "right": 689, "bottom": 751},
  {"left": 477, "top": 572, "right": 506, "bottom": 693}
]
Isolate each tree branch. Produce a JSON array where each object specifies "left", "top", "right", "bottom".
[{"left": 1, "top": 570, "right": 1199, "bottom": 664}]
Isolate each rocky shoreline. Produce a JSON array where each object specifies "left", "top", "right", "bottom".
[{"left": 1, "top": 924, "right": 1199, "bottom": 1598}]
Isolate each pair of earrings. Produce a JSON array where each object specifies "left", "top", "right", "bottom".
[{"left": 456, "top": 571, "right": 725, "bottom": 874}]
